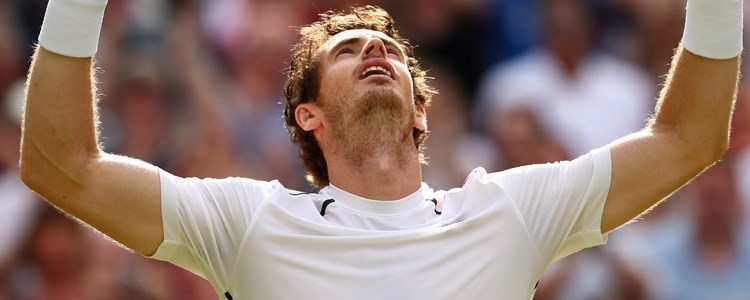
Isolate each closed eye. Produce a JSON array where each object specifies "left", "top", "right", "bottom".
[
  {"left": 336, "top": 48, "right": 354, "bottom": 57},
  {"left": 386, "top": 47, "right": 400, "bottom": 58}
]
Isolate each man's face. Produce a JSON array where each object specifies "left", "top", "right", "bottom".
[
  {"left": 303, "top": 29, "right": 424, "bottom": 162},
  {"left": 317, "top": 29, "right": 414, "bottom": 105}
]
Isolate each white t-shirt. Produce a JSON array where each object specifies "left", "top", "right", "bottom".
[{"left": 150, "top": 147, "right": 611, "bottom": 300}]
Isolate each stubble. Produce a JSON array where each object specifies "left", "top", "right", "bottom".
[{"left": 324, "top": 88, "right": 414, "bottom": 167}]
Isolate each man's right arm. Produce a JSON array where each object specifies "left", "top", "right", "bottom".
[{"left": 20, "top": 46, "right": 163, "bottom": 256}]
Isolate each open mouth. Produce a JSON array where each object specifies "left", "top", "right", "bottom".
[
  {"left": 360, "top": 65, "right": 392, "bottom": 79},
  {"left": 357, "top": 58, "right": 396, "bottom": 80}
]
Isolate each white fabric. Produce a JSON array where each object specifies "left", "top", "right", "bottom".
[
  {"left": 0, "top": 170, "right": 38, "bottom": 265},
  {"left": 151, "top": 147, "right": 612, "bottom": 299},
  {"left": 39, "top": 0, "right": 108, "bottom": 58},
  {"left": 477, "top": 50, "right": 652, "bottom": 157},
  {"left": 682, "top": 0, "right": 743, "bottom": 59}
]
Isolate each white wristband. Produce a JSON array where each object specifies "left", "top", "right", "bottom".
[
  {"left": 38, "top": 0, "right": 108, "bottom": 58},
  {"left": 682, "top": 0, "right": 743, "bottom": 59}
]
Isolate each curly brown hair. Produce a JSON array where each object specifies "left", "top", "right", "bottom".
[{"left": 283, "top": 5, "right": 436, "bottom": 189}]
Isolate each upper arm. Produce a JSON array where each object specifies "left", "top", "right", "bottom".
[
  {"left": 60, "top": 154, "right": 163, "bottom": 256},
  {"left": 602, "top": 131, "right": 708, "bottom": 233},
  {"left": 602, "top": 49, "right": 740, "bottom": 233},
  {"left": 20, "top": 48, "right": 164, "bottom": 256},
  {"left": 22, "top": 151, "right": 164, "bottom": 256}
]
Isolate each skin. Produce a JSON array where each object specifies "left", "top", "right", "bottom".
[
  {"left": 20, "top": 25, "right": 739, "bottom": 257},
  {"left": 603, "top": 49, "right": 739, "bottom": 232},
  {"left": 20, "top": 51, "right": 162, "bottom": 256},
  {"left": 295, "top": 29, "right": 427, "bottom": 200}
]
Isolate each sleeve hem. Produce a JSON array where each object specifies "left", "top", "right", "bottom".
[
  {"left": 147, "top": 168, "right": 180, "bottom": 260},
  {"left": 550, "top": 146, "right": 612, "bottom": 263},
  {"left": 590, "top": 146, "right": 613, "bottom": 234},
  {"left": 148, "top": 240, "right": 180, "bottom": 260}
]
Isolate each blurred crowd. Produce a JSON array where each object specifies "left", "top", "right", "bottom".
[{"left": 1, "top": 0, "right": 750, "bottom": 299}]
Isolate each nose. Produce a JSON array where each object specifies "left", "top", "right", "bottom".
[{"left": 361, "top": 37, "right": 388, "bottom": 59}]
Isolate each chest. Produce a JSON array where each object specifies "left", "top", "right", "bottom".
[{"left": 227, "top": 203, "right": 543, "bottom": 300}]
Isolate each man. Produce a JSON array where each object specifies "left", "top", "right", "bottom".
[{"left": 20, "top": 1, "right": 741, "bottom": 299}]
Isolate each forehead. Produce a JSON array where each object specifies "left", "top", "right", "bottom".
[{"left": 318, "top": 29, "right": 400, "bottom": 53}]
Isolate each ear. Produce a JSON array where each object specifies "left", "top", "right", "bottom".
[
  {"left": 295, "top": 103, "right": 322, "bottom": 131},
  {"left": 413, "top": 103, "right": 427, "bottom": 131}
]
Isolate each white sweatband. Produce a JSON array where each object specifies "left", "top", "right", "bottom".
[
  {"left": 38, "top": 0, "right": 108, "bottom": 58},
  {"left": 682, "top": 0, "right": 743, "bottom": 59}
]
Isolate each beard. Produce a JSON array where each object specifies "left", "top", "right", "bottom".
[{"left": 323, "top": 88, "right": 415, "bottom": 166}]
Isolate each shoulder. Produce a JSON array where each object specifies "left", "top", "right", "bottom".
[
  {"left": 454, "top": 147, "right": 611, "bottom": 195},
  {"left": 159, "top": 170, "right": 321, "bottom": 211}
]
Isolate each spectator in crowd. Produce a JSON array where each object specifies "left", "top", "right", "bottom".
[
  {"left": 728, "top": 85, "right": 750, "bottom": 219},
  {"left": 0, "top": 7, "right": 39, "bottom": 299},
  {"left": 476, "top": 0, "right": 653, "bottom": 159},
  {"left": 534, "top": 247, "right": 647, "bottom": 300},
  {"left": 421, "top": 65, "right": 496, "bottom": 190},
  {"left": 651, "top": 162, "right": 750, "bottom": 300},
  {"left": 0, "top": 104, "right": 39, "bottom": 300}
]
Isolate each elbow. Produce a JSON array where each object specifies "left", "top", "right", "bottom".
[
  {"left": 19, "top": 132, "right": 41, "bottom": 189},
  {"left": 18, "top": 165, "right": 32, "bottom": 189},
  {"left": 19, "top": 146, "right": 35, "bottom": 187},
  {"left": 19, "top": 169, "right": 41, "bottom": 195},
  {"left": 18, "top": 142, "right": 102, "bottom": 197},
  {"left": 708, "top": 134, "right": 730, "bottom": 163},
  {"left": 687, "top": 132, "right": 729, "bottom": 169},
  {"left": 19, "top": 149, "right": 46, "bottom": 193},
  {"left": 651, "top": 124, "right": 729, "bottom": 169}
]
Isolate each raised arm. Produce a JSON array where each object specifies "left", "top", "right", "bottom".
[
  {"left": 19, "top": 0, "right": 163, "bottom": 255},
  {"left": 601, "top": 0, "right": 742, "bottom": 232}
]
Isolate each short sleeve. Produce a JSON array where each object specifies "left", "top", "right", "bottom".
[
  {"left": 488, "top": 146, "right": 611, "bottom": 265},
  {"left": 149, "top": 169, "right": 279, "bottom": 290}
]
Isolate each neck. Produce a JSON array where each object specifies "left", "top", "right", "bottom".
[{"left": 326, "top": 142, "right": 422, "bottom": 200}]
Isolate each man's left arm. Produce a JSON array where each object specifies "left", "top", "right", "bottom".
[
  {"left": 603, "top": 48, "right": 740, "bottom": 233},
  {"left": 602, "top": 0, "right": 743, "bottom": 233}
]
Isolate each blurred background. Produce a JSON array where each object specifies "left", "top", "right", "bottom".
[{"left": 2, "top": 0, "right": 750, "bottom": 299}]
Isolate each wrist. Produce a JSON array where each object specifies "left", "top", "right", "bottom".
[
  {"left": 38, "top": 0, "right": 108, "bottom": 58},
  {"left": 682, "top": 0, "right": 743, "bottom": 59}
]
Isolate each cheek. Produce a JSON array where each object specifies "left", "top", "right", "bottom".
[{"left": 319, "top": 66, "right": 351, "bottom": 98}]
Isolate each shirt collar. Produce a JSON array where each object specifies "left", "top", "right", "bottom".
[{"left": 324, "top": 183, "right": 429, "bottom": 215}]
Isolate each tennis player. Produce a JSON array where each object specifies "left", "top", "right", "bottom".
[{"left": 20, "top": 1, "right": 742, "bottom": 299}]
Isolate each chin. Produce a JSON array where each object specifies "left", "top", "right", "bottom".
[
  {"left": 359, "top": 88, "right": 404, "bottom": 109},
  {"left": 356, "top": 89, "right": 412, "bottom": 136},
  {"left": 365, "top": 76, "right": 393, "bottom": 86},
  {"left": 326, "top": 86, "right": 414, "bottom": 153}
]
